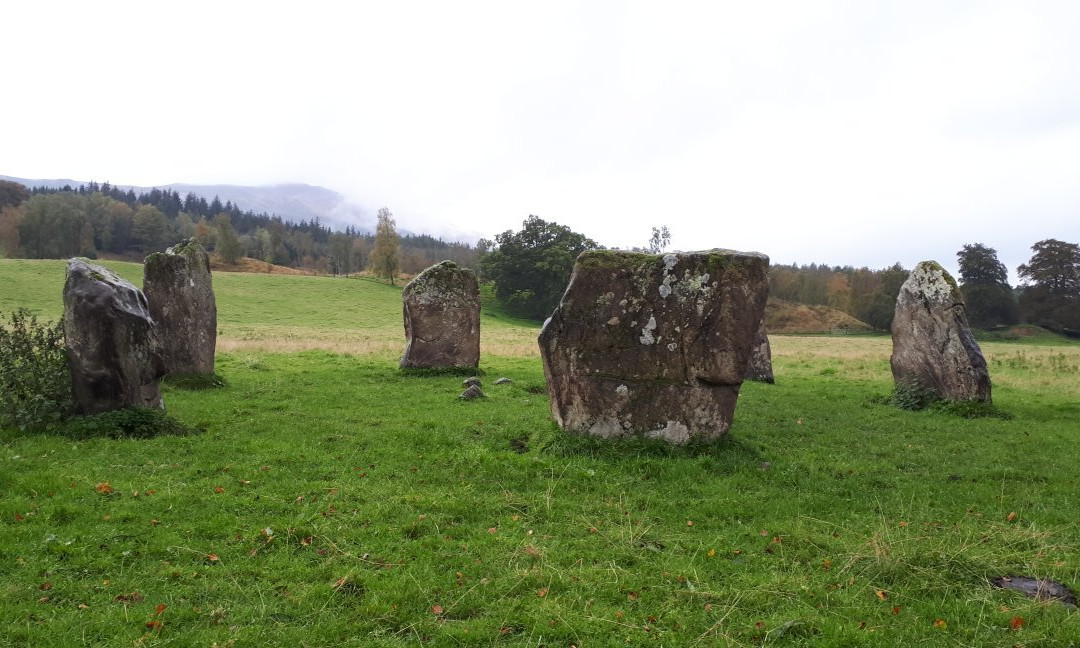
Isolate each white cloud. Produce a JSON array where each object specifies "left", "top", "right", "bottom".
[{"left": 2, "top": 0, "right": 1078, "bottom": 282}]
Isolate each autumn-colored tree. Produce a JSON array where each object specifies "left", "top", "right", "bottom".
[{"left": 370, "top": 207, "right": 400, "bottom": 284}]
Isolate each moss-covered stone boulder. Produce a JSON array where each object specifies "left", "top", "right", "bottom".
[
  {"left": 538, "top": 249, "right": 770, "bottom": 443},
  {"left": 890, "top": 260, "right": 991, "bottom": 402},
  {"left": 63, "top": 258, "right": 166, "bottom": 414},
  {"left": 400, "top": 261, "right": 480, "bottom": 369},
  {"left": 143, "top": 238, "right": 217, "bottom": 376}
]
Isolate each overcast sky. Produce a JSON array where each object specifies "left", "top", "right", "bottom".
[{"left": 4, "top": 1, "right": 1079, "bottom": 282}]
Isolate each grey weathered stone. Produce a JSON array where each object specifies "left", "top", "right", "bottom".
[
  {"left": 890, "top": 261, "right": 991, "bottom": 402},
  {"left": 538, "top": 249, "right": 770, "bottom": 443},
  {"left": 494, "top": 377, "right": 513, "bottom": 385},
  {"left": 63, "top": 258, "right": 166, "bottom": 414},
  {"left": 463, "top": 376, "right": 482, "bottom": 388},
  {"left": 459, "top": 384, "right": 485, "bottom": 400},
  {"left": 401, "top": 261, "right": 480, "bottom": 369},
  {"left": 143, "top": 239, "right": 217, "bottom": 376},
  {"left": 745, "top": 319, "right": 774, "bottom": 383}
]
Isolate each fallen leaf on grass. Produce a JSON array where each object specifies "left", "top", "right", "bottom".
[
  {"left": 760, "top": 529, "right": 770, "bottom": 537},
  {"left": 707, "top": 549, "right": 716, "bottom": 558},
  {"left": 1007, "top": 511, "right": 1018, "bottom": 522},
  {"left": 431, "top": 604, "right": 444, "bottom": 615},
  {"left": 487, "top": 527, "right": 497, "bottom": 534},
  {"left": 14, "top": 513, "right": 25, "bottom": 522},
  {"left": 95, "top": 482, "right": 114, "bottom": 495},
  {"left": 686, "top": 520, "right": 694, "bottom": 527},
  {"left": 1010, "top": 616, "right": 1024, "bottom": 630},
  {"left": 933, "top": 619, "right": 947, "bottom": 629},
  {"left": 822, "top": 558, "right": 832, "bottom": 571},
  {"left": 891, "top": 606, "right": 902, "bottom": 615},
  {"left": 875, "top": 590, "right": 888, "bottom": 600},
  {"left": 537, "top": 587, "right": 549, "bottom": 598},
  {"left": 145, "top": 620, "right": 162, "bottom": 631},
  {"left": 213, "top": 486, "right": 225, "bottom": 494},
  {"left": 206, "top": 554, "right": 220, "bottom": 563}
]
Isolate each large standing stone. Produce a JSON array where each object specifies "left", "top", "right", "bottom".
[
  {"left": 400, "top": 261, "right": 480, "bottom": 369},
  {"left": 745, "top": 319, "right": 774, "bottom": 383},
  {"left": 63, "top": 258, "right": 166, "bottom": 414},
  {"left": 143, "top": 239, "right": 217, "bottom": 375},
  {"left": 538, "top": 249, "right": 770, "bottom": 443},
  {"left": 890, "top": 260, "right": 991, "bottom": 402}
]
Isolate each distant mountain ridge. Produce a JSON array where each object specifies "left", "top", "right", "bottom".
[{"left": 0, "top": 175, "right": 375, "bottom": 233}]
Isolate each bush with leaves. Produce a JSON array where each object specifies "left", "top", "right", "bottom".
[{"left": 0, "top": 308, "right": 74, "bottom": 430}]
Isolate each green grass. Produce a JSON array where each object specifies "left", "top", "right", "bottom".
[{"left": 2, "top": 258, "right": 1079, "bottom": 646}]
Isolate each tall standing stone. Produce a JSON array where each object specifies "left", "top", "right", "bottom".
[
  {"left": 891, "top": 260, "right": 991, "bottom": 402},
  {"left": 63, "top": 258, "right": 166, "bottom": 414},
  {"left": 400, "top": 261, "right": 480, "bottom": 369},
  {"left": 745, "top": 319, "right": 775, "bottom": 383},
  {"left": 538, "top": 249, "right": 770, "bottom": 443},
  {"left": 143, "top": 239, "right": 217, "bottom": 375}
]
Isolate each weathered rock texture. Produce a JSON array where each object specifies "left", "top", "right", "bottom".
[
  {"left": 63, "top": 258, "right": 166, "bottom": 414},
  {"left": 538, "top": 249, "right": 770, "bottom": 443},
  {"left": 143, "top": 239, "right": 217, "bottom": 375},
  {"left": 745, "top": 319, "right": 774, "bottom": 383},
  {"left": 400, "top": 261, "right": 480, "bottom": 369},
  {"left": 890, "top": 261, "right": 991, "bottom": 402}
]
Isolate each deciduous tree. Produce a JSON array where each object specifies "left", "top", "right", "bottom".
[
  {"left": 956, "top": 243, "right": 1017, "bottom": 328},
  {"left": 1017, "top": 238, "right": 1080, "bottom": 334},
  {"left": 371, "top": 207, "right": 400, "bottom": 284},
  {"left": 480, "top": 215, "right": 598, "bottom": 319}
]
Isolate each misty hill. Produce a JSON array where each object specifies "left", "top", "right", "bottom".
[{"left": 0, "top": 175, "right": 374, "bottom": 233}]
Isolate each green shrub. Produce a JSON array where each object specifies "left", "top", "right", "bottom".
[
  {"left": 59, "top": 407, "right": 200, "bottom": 439},
  {"left": 0, "top": 308, "right": 74, "bottom": 431},
  {"left": 888, "top": 377, "right": 940, "bottom": 411}
]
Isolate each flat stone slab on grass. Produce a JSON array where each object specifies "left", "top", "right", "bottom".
[{"left": 538, "top": 249, "right": 769, "bottom": 443}]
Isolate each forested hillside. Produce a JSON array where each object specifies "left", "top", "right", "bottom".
[{"left": 0, "top": 180, "right": 478, "bottom": 275}]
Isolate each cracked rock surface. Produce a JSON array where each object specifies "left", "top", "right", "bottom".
[
  {"left": 538, "top": 249, "right": 769, "bottom": 443},
  {"left": 890, "top": 260, "right": 991, "bottom": 402}
]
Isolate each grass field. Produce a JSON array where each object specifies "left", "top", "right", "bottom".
[{"left": 2, "top": 258, "right": 1079, "bottom": 646}]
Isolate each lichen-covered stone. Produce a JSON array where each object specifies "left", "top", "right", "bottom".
[
  {"left": 745, "top": 319, "right": 774, "bottom": 383},
  {"left": 63, "top": 258, "right": 166, "bottom": 414},
  {"left": 538, "top": 249, "right": 770, "bottom": 443},
  {"left": 143, "top": 238, "right": 217, "bottom": 375},
  {"left": 400, "top": 261, "right": 480, "bottom": 369},
  {"left": 890, "top": 261, "right": 991, "bottom": 402}
]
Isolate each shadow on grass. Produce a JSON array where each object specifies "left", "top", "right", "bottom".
[
  {"left": 537, "top": 426, "right": 764, "bottom": 469},
  {"left": 162, "top": 372, "right": 227, "bottom": 390},
  {"left": 399, "top": 366, "right": 486, "bottom": 378}
]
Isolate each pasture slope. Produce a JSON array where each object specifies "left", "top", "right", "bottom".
[{"left": 2, "top": 258, "right": 1079, "bottom": 646}]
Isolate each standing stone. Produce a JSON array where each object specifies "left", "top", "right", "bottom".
[
  {"left": 143, "top": 239, "right": 217, "bottom": 375},
  {"left": 538, "top": 249, "right": 770, "bottom": 443},
  {"left": 400, "top": 261, "right": 480, "bottom": 369},
  {"left": 890, "top": 260, "right": 991, "bottom": 402},
  {"left": 63, "top": 258, "right": 166, "bottom": 414},
  {"left": 745, "top": 319, "right": 774, "bottom": 383}
]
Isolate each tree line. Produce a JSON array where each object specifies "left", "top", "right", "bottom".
[
  {"left": 769, "top": 241, "right": 1079, "bottom": 335},
  {"left": 0, "top": 180, "right": 478, "bottom": 276}
]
